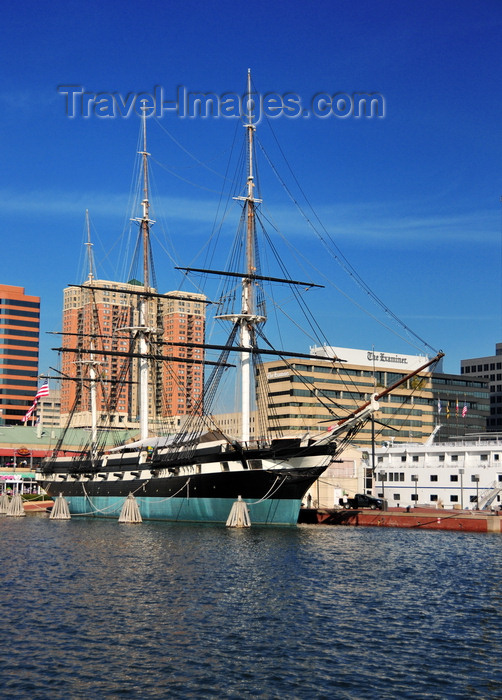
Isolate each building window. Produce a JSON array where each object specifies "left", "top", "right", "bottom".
[
  {"left": 450, "top": 475, "right": 458, "bottom": 482},
  {"left": 393, "top": 494, "right": 400, "bottom": 501},
  {"left": 412, "top": 456, "right": 419, "bottom": 462},
  {"left": 451, "top": 455, "right": 458, "bottom": 462},
  {"left": 430, "top": 475, "right": 438, "bottom": 482},
  {"left": 450, "top": 495, "right": 458, "bottom": 503},
  {"left": 411, "top": 494, "right": 418, "bottom": 501},
  {"left": 430, "top": 494, "right": 438, "bottom": 502}
]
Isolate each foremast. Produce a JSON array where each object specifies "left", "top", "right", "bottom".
[{"left": 84, "top": 210, "right": 98, "bottom": 454}]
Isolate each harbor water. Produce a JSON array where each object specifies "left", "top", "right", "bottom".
[{"left": 1, "top": 516, "right": 502, "bottom": 699}]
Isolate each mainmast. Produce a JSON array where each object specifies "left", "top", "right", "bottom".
[{"left": 235, "top": 70, "right": 265, "bottom": 443}]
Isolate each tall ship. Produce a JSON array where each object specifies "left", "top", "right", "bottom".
[{"left": 36, "top": 72, "right": 442, "bottom": 524}]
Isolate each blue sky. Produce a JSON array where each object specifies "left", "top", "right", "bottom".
[{"left": 1, "top": 0, "right": 501, "bottom": 376}]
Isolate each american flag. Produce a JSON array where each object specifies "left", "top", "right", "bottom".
[
  {"left": 35, "top": 382, "right": 49, "bottom": 399},
  {"left": 462, "top": 403, "right": 468, "bottom": 418},
  {"left": 22, "top": 382, "right": 49, "bottom": 423},
  {"left": 22, "top": 402, "right": 37, "bottom": 423}
]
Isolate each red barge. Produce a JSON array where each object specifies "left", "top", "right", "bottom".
[{"left": 299, "top": 506, "right": 502, "bottom": 533}]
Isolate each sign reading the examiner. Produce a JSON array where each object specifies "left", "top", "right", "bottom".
[
  {"left": 367, "top": 351, "right": 408, "bottom": 365},
  {"left": 310, "top": 345, "right": 433, "bottom": 372}
]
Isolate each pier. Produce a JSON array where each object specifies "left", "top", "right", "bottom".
[{"left": 299, "top": 506, "right": 502, "bottom": 533}]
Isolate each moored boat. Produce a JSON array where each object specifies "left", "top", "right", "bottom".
[{"left": 369, "top": 432, "right": 502, "bottom": 510}]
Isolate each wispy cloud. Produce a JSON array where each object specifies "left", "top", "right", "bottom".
[
  {"left": 0, "top": 187, "right": 498, "bottom": 246},
  {"left": 268, "top": 201, "right": 500, "bottom": 244},
  {"left": 0, "top": 88, "right": 60, "bottom": 115},
  {"left": 404, "top": 314, "right": 501, "bottom": 321},
  {"left": 0, "top": 188, "right": 217, "bottom": 225}
]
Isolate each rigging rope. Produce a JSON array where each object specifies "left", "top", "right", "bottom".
[
  {"left": 256, "top": 132, "right": 439, "bottom": 356},
  {"left": 246, "top": 475, "right": 286, "bottom": 505}
]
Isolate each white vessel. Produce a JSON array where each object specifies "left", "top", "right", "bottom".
[{"left": 370, "top": 432, "right": 502, "bottom": 510}]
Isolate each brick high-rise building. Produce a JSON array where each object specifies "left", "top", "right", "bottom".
[
  {"left": 0, "top": 284, "right": 40, "bottom": 425},
  {"left": 162, "top": 291, "right": 205, "bottom": 419},
  {"left": 60, "top": 279, "right": 205, "bottom": 431}
]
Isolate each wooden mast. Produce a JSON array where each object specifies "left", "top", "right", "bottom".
[
  {"left": 85, "top": 211, "right": 98, "bottom": 454},
  {"left": 136, "top": 103, "right": 155, "bottom": 440},
  {"left": 238, "top": 70, "right": 266, "bottom": 443},
  {"left": 216, "top": 70, "right": 265, "bottom": 444}
]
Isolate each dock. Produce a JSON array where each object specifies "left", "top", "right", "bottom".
[
  {"left": 298, "top": 506, "right": 502, "bottom": 533},
  {"left": 23, "top": 500, "right": 53, "bottom": 513}
]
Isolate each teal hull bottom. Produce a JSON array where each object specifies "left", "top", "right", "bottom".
[{"left": 62, "top": 495, "right": 303, "bottom": 526}]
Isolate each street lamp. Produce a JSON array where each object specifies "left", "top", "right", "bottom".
[
  {"left": 411, "top": 474, "right": 418, "bottom": 505},
  {"left": 459, "top": 468, "right": 465, "bottom": 509}
]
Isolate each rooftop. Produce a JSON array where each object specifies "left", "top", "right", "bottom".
[{"left": 0, "top": 425, "right": 139, "bottom": 450}]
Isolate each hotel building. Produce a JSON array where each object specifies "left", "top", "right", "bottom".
[
  {"left": 60, "top": 279, "right": 205, "bottom": 430},
  {"left": 0, "top": 284, "right": 40, "bottom": 425}
]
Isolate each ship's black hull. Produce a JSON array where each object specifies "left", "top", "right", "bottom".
[
  {"left": 39, "top": 448, "right": 329, "bottom": 524},
  {"left": 38, "top": 437, "right": 336, "bottom": 524}
]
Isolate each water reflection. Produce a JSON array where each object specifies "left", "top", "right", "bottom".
[{"left": 1, "top": 517, "right": 502, "bottom": 698}]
